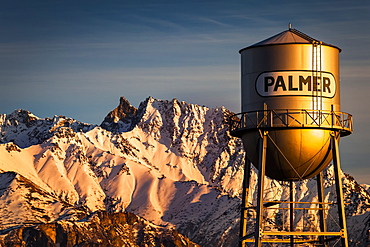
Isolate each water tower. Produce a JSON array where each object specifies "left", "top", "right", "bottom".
[{"left": 230, "top": 26, "right": 353, "bottom": 246}]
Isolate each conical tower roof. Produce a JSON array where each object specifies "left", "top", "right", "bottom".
[{"left": 239, "top": 28, "right": 341, "bottom": 53}]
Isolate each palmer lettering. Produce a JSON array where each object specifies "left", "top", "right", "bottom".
[
  {"left": 274, "top": 76, "right": 287, "bottom": 91},
  {"left": 299, "top": 76, "right": 311, "bottom": 91},
  {"left": 264, "top": 75, "right": 331, "bottom": 92},
  {"left": 323, "top": 77, "right": 331, "bottom": 93},
  {"left": 264, "top": 76, "right": 274, "bottom": 92},
  {"left": 257, "top": 71, "right": 336, "bottom": 97},
  {"left": 289, "top": 75, "right": 298, "bottom": 91}
]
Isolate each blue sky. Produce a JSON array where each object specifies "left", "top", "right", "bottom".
[{"left": 0, "top": 0, "right": 369, "bottom": 183}]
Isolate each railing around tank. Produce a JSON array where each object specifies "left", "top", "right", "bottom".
[{"left": 230, "top": 109, "right": 353, "bottom": 137}]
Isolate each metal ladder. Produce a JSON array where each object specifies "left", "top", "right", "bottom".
[{"left": 312, "top": 41, "right": 323, "bottom": 121}]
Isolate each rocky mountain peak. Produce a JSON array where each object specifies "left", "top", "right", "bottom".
[
  {"left": 107, "top": 96, "right": 137, "bottom": 122},
  {"left": 100, "top": 96, "right": 141, "bottom": 133},
  {"left": 2, "top": 109, "right": 38, "bottom": 127},
  {"left": 0, "top": 110, "right": 94, "bottom": 148}
]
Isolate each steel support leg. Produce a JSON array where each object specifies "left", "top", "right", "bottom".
[
  {"left": 239, "top": 157, "right": 251, "bottom": 247},
  {"left": 331, "top": 132, "right": 349, "bottom": 247},
  {"left": 317, "top": 171, "right": 328, "bottom": 247},
  {"left": 255, "top": 131, "right": 268, "bottom": 246},
  {"left": 289, "top": 181, "right": 294, "bottom": 247}
]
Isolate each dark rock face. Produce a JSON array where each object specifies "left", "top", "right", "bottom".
[
  {"left": 0, "top": 212, "right": 200, "bottom": 247},
  {"left": 100, "top": 96, "right": 142, "bottom": 133}
]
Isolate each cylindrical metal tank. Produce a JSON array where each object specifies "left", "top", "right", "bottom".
[
  {"left": 235, "top": 28, "right": 350, "bottom": 181},
  {"left": 240, "top": 30, "right": 340, "bottom": 113}
]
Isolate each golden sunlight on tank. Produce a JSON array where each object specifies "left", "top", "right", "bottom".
[{"left": 231, "top": 27, "right": 352, "bottom": 181}]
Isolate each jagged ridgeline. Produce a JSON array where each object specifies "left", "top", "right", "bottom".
[{"left": 0, "top": 96, "right": 369, "bottom": 246}]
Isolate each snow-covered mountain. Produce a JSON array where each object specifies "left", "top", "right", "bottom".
[{"left": 0, "top": 96, "right": 369, "bottom": 246}]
